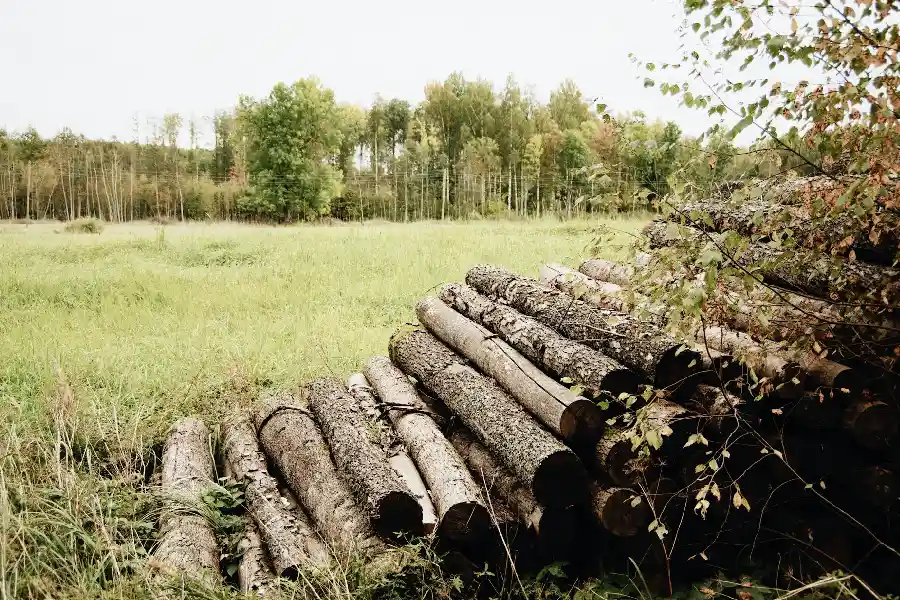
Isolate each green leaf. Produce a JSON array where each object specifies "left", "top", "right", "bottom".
[{"left": 646, "top": 429, "right": 663, "bottom": 450}]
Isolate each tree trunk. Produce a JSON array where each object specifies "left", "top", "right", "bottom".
[
  {"left": 416, "top": 296, "right": 604, "bottom": 447},
  {"left": 305, "top": 377, "right": 423, "bottom": 539},
  {"left": 589, "top": 483, "right": 652, "bottom": 537},
  {"left": 695, "top": 325, "right": 805, "bottom": 400},
  {"left": 222, "top": 416, "right": 330, "bottom": 576},
  {"left": 389, "top": 328, "right": 589, "bottom": 508},
  {"left": 153, "top": 417, "right": 220, "bottom": 581},
  {"left": 362, "top": 356, "right": 491, "bottom": 549},
  {"left": 540, "top": 264, "right": 631, "bottom": 314},
  {"left": 346, "top": 373, "right": 438, "bottom": 535},
  {"left": 843, "top": 400, "right": 899, "bottom": 451},
  {"left": 253, "top": 394, "right": 388, "bottom": 559},
  {"left": 237, "top": 521, "right": 277, "bottom": 596},
  {"left": 643, "top": 220, "right": 900, "bottom": 308},
  {"left": 447, "top": 426, "right": 578, "bottom": 553},
  {"left": 593, "top": 426, "right": 659, "bottom": 488},
  {"left": 688, "top": 343, "right": 745, "bottom": 389},
  {"left": 685, "top": 383, "right": 752, "bottom": 440},
  {"left": 677, "top": 180, "right": 899, "bottom": 266},
  {"left": 464, "top": 264, "right": 700, "bottom": 393}
]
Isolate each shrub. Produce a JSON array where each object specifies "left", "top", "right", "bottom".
[{"left": 64, "top": 218, "right": 104, "bottom": 234}]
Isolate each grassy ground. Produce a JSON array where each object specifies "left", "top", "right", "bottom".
[{"left": 0, "top": 218, "right": 646, "bottom": 599}]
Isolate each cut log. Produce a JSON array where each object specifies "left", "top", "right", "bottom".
[
  {"left": 644, "top": 220, "right": 900, "bottom": 307},
  {"left": 447, "top": 426, "right": 578, "bottom": 553},
  {"left": 589, "top": 483, "right": 652, "bottom": 536},
  {"left": 222, "top": 415, "right": 330, "bottom": 576},
  {"left": 253, "top": 394, "right": 386, "bottom": 558},
  {"left": 793, "top": 352, "right": 862, "bottom": 395},
  {"left": 579, "top": 258, "right": 638, "bottom": 286},
  {"left": 677, "top": 179, "right": 900, "bottom": 266},
  {"left": 464, "top": 264, "right": 700, "bottom": 392},
  {"left": 783, "top": 392, "right": 843, "bottom": 430},
  {"left": 153, "top": 417, "right": 220, "bottom": 581},
  {"left": 416, "top": 295, "right": 605, "bottom": 446},
  {"left": 593, "top": 427, "right": 659, "bottom": 488},
  {"left": 237, "top": 521, "right": 276, "bottom": 596},
  {"left": 346, "top": 373, "right": 439, "bottom": 535},
  {"left": 390, "top": 328, "right": 589, "bottom": 508},
  {"left": 638, "top": 398, "right": 701, "bottom": 453},
  {"left": 540, "top": 263, "right": 630, "bottom": 313},
  {"left": 305, "top": 377, "right": 423, "bottom": 539},
  {"left": 692, "top": 383, "right": 754, "bottom": 440},
  {"left": 688, "top": 343, "right": 746, "bottom": 389},
  {"left": 695, "top": 325, "right": 805, "bottom": 400},
  {"left": 362, "top": 356, "right": 491, "bottom": 549},
  {"left": 439, "top": 282, "right": 643, "bottom": 398},
  {"left": 844, "top": 400, "right": 900, "bottom": 451}
]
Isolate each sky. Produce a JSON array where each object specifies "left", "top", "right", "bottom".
[{"left": 1, "top": 0, "right": 747, "bottom": 146}]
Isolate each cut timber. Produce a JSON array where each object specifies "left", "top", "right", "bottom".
[
  {"left": 447, "top": 426, "right": 577, "bottom": 553},
  {"left": 390, "top": 327, "right": 589, "bottom": 508},
  {"left": 222, "top": 415, "right": 330, "bottom": 576},
  {"left": 590, "top": 483, "right": 652, "bottom": 536},
  {"left": 540, "top": 264, "right": 629, "bottom": 313},
  {"left": 686, "top": 384, "right": 752, "bottom": 440},
  {"left": 844, "top": 400, "right": 900, "bottom": 451},
  {"left": 464, "top": 264, "right": 700, "bottom": 392},
  {"left": 695, "top": 325, "right": 805, "bottom": 400},
  {"left": 580, "top": 257, "right": 643, "bottom": 287},
  {"left": 253, "top": 395, "right": 386, "bottom": 558},
  {"left": 306, "top": 377, "right": 423, "bottom": 539},
  {"left": 346, "top": 373, "right": 439, "bottom": 535},
  {"left": 363, "top": 356, "right": 491, "bottom": 549},
  {"left": 440, "top": 283, "right": 642, "bottom": 398},
  {"left": 688, "top": 343, "right": 745, "bottom": 388},
  {"left": 644, "top": 220, "right": 900, "bottom": 307},
  {"left": 237, "top": 521, "right": 276, "bottom": 596},
  {"left": 677, "top": 180, "right": 900, "bottom": 266},
  {"left": 792, "top": 351, "right": 862, "bottom": 395},
  {"left": 593, "top": 427, "right": 658, "bottom": 487},
  {"left": 153, "top": 417, "right": 220, "bottom": 581},
  {"left": 416, "top": 295, "right": 604, "bottom": 446}
]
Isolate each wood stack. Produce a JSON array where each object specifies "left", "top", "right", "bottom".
[{"left": 150, "top": 181, "right": 898, "bottom": 595}]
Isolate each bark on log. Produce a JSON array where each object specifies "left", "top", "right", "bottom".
[
  {"left": 390, "top": 327, "right": 589, "bottom": 508},
  {"left": 346, "top": 373, "right": 439, "bottom": 535},
  {"left": 440, "top": 282, "right": 643, "bottom": 398},
  {"left": 306, "top": 377, "right": 423, "bottom": 539},
  {"left": 464, "top": 265, "right": 700, "bottom": 392},
  {"left": 639, "top": 398, "right": 701, "bottom": 453},
  {"left": 644, "top": 220, "right": 900, "bottom": 307},
  {"left": 363, "top": 356, "right": 491, "bottom": 549},
  {"left": 253, "top": 394, "right": 386, "bottom": 558},
  {"left": 222, "top": 415, "right": 330, "bottom": 576},
  {"left": 540, "top": 264, "right": 630, "bottom": 313},
  {"left": 695, "top": 325, "right": 805, "bottom": 400},
  {"left": 416, "top": 295, "right": 605, "bottom": 446},
  {"left": 447, "top": 426, "right": 578, "bottom": 552},
  {"left": 153, "top": 417, "right": 220, "bottom": 581},
  {"left": 237, "top": 521, "right": 276, "bottom": 596},
  {"left": 593, "top": 427, "right": 659, "bottom": 487},
  {"left": 580, "top": 257, "right": 641, "bottom": 287},
  {"left": 677, "top": 179, "right": 900, "bottom": 266},
  {"left": 844, "top": 400, "right": 900, "bottom": 451},
  {"left": 686, "top": 383, "right": 752, "bottom": 440},
  {"left": 589, "top": 482, "right": 652, "bottom": 536},
  {"left": 688, "top": 343, "right": 746, "bottom": 388}
]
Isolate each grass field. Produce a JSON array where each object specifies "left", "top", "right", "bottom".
[{"left": 0, "top": 218, "right": 646, "bottom": 598}]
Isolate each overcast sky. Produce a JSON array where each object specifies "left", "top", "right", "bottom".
[{"left": 2, "top": 0, "right": 745, "bottom": 146}]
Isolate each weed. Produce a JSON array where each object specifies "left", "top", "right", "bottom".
[{"left": 64, "top": 218, "right": 104, "bottom": 234}]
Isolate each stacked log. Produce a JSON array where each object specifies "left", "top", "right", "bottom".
[
  {"left": 389, "top": 328, "right": 590, "bottom": 508},
  {"left": 464, "top": 264, "right": 701, "bottom": 393},
  {"left": 153, "top": 418, "right": 221, "bottom": 582}
]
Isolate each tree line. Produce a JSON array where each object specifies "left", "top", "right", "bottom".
[{"left": 0, "top": 74, "right": 809, "bottom": 223}]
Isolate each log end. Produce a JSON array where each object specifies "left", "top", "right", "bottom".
[
  {"left": 656, "top": 345, "right": 702, "bottom": 392},
  {"left": 535, "top": 505, "right": 580, "bottom": 554},
  {"left": 437, "top": 501, "right": 492, "bottom": 549},
  {"left": 372, "top": 491, "right": 426, "bottom": 540},
  {"left": 533, "top": 450, "right": 589, "bottom": 509},
  {"left": 591, "top": 487, "right": 652, "bottom": 537},
  {"left": 603, "top": 368, "right": 645, "bottom": 398},
  {"left": 560, "top": 398, "right": 607, "bottom": 447}
]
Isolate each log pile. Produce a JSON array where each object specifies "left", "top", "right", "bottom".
[{"left": 149, "top": 184, "right": 899, "bottom": 596}]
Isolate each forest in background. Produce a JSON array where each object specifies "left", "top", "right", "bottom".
[{"left": 0, "top": 74, "right": 811, "bottom": 224}]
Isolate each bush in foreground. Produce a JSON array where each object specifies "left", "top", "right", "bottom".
[{"left": 64, "top": 218, "right": 104, "bottom": 234}]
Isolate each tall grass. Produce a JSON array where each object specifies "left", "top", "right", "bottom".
[{"left": 0, "top": 218, "right": 644, "bottom": 599}]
